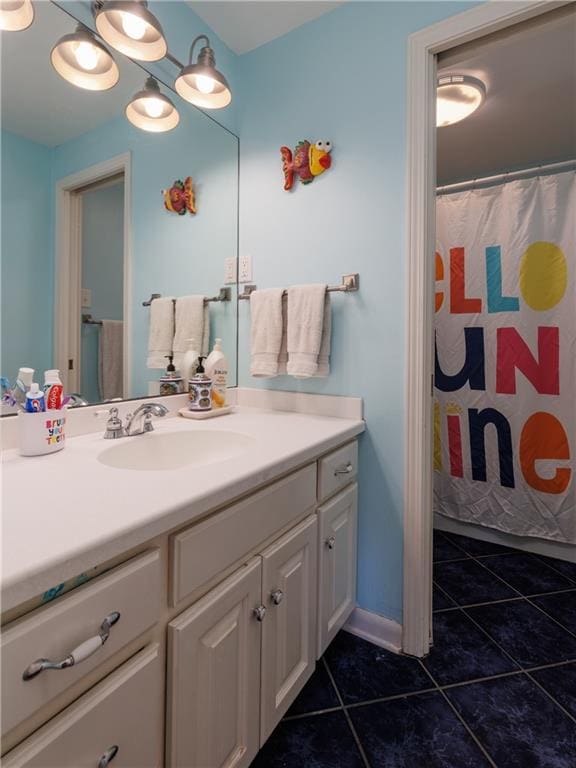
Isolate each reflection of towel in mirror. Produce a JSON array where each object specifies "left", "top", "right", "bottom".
[
  {"left": 147, "top": 296, "right": 175, "bottom": 368},
  {"left": 99, "top": 320, "right": 124, "bottom": 400},
  {"left": 173, "top": 296, "right": 209, "bottom": 368}
]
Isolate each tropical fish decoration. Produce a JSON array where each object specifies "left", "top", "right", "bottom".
[
  {"left": 162, "top": 176, "right": 196, "bottom": 215},
  {"left": 280, "top": 140, "right": 332, "bottom": 191}
]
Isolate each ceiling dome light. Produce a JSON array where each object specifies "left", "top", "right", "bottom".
[
  {"left": 175, "top": 35, "right": 231, "bottom": 110},
  {"left": 95, "top": 0, "right": 166, "bottom": 61},
  {"left": 51, "top": 24, "right": 119, "bottom": 91},
  {"left": 437, "top": 74, "right": 486, "bottom": 127},
  {"left": 0, "top": 0, "right": 34, "bottom": 31},
  {"left": 126, "top": 76, "right": 179, "bottom": 132}
]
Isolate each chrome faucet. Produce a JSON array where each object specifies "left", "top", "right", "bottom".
[{"left": 124, "top": 402, "right": 169, "bottom": 436}]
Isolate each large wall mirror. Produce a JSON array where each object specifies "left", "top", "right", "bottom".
[{"left": 1, "top": 0, "right": 238, "bottom": 414}]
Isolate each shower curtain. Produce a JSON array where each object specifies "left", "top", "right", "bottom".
[{"left": 434, "top": 170, "right": 575, "bottom": 543}]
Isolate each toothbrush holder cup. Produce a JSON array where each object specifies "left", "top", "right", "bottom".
[{"left": 18, "top": 410, "right": 67, "bottom": 457}]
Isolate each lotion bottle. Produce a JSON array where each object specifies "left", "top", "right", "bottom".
[{"left": 204, "top": 339, "right": 228, "bottom": 408}]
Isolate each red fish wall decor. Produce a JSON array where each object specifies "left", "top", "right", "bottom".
[
  {"left": 162, "top": 177, "right": 197, "bottom": 215},
  {"left": 280, "top": 140, "right": 332, "bottom": 191}
]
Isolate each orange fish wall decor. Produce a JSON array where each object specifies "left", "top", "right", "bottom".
[
  {"left": 162, "top": 176, "right": 197, "bottom": 215},
  {"left": 280, "top": 140, "right": 332, "bottom": 191}
]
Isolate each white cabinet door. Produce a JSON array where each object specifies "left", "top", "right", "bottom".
[
  {"left": 317, "top": 484, "right": 358, "bottom": 657},
  {"left": 2, "top": 645, "right": 163, "bottom": 768},
  {"left": 167, "top": 558, "right": 262, "bottom": 768},
  {"left": 260, "top": 515, "right": 317, "bottom": 744}
]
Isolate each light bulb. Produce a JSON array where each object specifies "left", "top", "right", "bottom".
[
  {"left": 74, "top": 41, "right": 99, "bottom": 71},
  {"left": 143, "top": 97, "right": 164, "bottom": 118},
  {"left": 196, "top": 75, "right": 215, "bottom": 94},
  {"left": 121, "top": 11, "right": 146, "bottom": 40}
]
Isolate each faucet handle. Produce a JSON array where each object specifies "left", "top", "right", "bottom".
[{"left": 98, "top": 407, "right": 125, "bottom": 439}]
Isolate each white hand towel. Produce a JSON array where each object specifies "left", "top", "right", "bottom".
[
  {"left": 99, "top": 320, "right": 123, "bottom": 400},
  {"left": 315, "top": 293, "right": 331, "bottom": 377},
  {"left": 287, "top": 284, "right": 328, "bottom": 378},
  {"left": 250, "top": 288, "right": 284, "bottom": 377},
  {"left": 173, "top": 296, "right": 208, "bottom": 366},
  {"left": 277, "top": 294, "right": 289, "bottom": 375},
  {"left": 147, "top": 297, "right": 174, "bottom": 369}
]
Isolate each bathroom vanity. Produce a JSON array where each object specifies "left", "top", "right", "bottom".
[{"left": 1, "top": 405, "right": 363, "bottom": 767}]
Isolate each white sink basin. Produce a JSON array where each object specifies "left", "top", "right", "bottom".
[{"left": 97, "top": 429, "right": 255, "bottom": 471}]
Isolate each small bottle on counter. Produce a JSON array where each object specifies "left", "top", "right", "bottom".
[
  {"left": 205, "top": 338, "right": 228, "bottom": 408},
  {"left": 188, "top": 357, "right": 212, "bottom": 411},
  {"left": 25, "top": 383, "right": 46, "bottom": 413},
  {"left": 160, "top": 354, "right": 184, "bottom": 396}
]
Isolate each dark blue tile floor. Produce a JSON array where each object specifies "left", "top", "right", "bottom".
[{"left": 251, "top": 531, "right": 576, "bottom": 767}]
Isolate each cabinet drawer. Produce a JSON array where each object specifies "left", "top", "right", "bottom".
[
  {"left": 1, "top": 550, "right": 161, "bottom": 737},
  {"left": 317, "top": 441, "right": 358, "bottom": 503},
  {"left": 171, "top": 464, "right": 316, "bottom": 606},
  {"left": 2, "top": 645, "right": 163, "bottom": 768},
  {"left": 317, "top": 484, "right": 358, "bottom": 657}
]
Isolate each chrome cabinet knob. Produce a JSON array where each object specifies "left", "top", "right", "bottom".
[
  {"left": 253, "top": 605, "right": 267, "bottom": 622},
  {"left": 326, "top": 536, "right": 336, "bottom": 550},
  {"left": 270, "top": 589, "right": 284, "bottom": 605},
  {"left": 22, "top": 612, "right": 120, "bottom": 681},
  {"left": 334, "top": 463, "right": 353, "bottom": 476},
  {"left": 98, "top": 745, "right": 119, "bottom": 768}
]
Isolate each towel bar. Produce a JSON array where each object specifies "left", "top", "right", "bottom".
[{"left": 238, "top": 273, "right": 359, "bottom": 300}]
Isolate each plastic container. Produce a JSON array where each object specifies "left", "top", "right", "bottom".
[
  {"left": 43, "top": 369, "right": 63, "bottom": 410},
  {"left": 18, "top": 410, "right": 66, "bottom": 456},
  {"left": 204, "top": 339, "right": 228, "bottom": 408}
]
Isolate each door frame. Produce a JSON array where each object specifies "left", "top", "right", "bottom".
[
  {"left": 54, "top": 152, "right": 132, "bottom": 396},
  {"left": 403, "top": 0, "right": 571, "bottom": 657}
]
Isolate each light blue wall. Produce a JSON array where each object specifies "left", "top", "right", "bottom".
[
  {"left": 1, "top": 130, "right": 53, "bottom": 380},
  {"left": 237, "top": 1, "right": 477, "bottom": 622},
  {"left": 81, "top": 182, "right": 124, "bottom": 403},
  {"left": 51, "top": 104, "right": 238, "bottom": 397}
]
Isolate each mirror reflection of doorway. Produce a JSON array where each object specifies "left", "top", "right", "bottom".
[{"left": 78, "top": 174, "right": 125, "bottom": 403}]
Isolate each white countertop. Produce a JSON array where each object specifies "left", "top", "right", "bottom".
[{"left": 1, "top": 406, "right": 364, "bottom": 612}]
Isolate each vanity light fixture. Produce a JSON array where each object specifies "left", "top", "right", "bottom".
[
  {"left": 175, "top": 35, "right": 231, "bottom": 109},
  {"left": 437, "top": 74, "right": 486, "bottom": 127},
  {"left": 51, "top": 23, "right": 119, "bottom": 91},
  {"left": 0, "top": 0, "right": 34, "bottom": 31},
  {"left": 126, "top": 76, "right": 180, "bottom": 132},
  {"left": 94, "top": 0, "right": 166, "bottom": 62}
]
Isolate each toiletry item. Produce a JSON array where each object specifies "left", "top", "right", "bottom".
[
  {"left": 188, "top": 357, "right": 212, "bottom": 411},
  {"left": 19, "top": 410, "right": 66, "bottom": 456},
  {"left": 205, "top": 339, "right": 228, "bottom": 408},
  {"left": 25, "top": 383, "right": 45, "bottom": 413},
  {"left": 181, "top": 338, "right": 199, "bottom": 382},
  {"left": 43, "top": 369, "right": 63, "bottom": 410},
  {"left": 159, "top": 354, "right": 184, "bottom": 396},
  {"left": 13, "top": 367, "right": 34, "bottom": 407}
]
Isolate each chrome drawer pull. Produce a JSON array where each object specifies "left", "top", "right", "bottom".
[
  {"left": 253, "top": 605, "right": 267, "bottom": 622},
  {"left": 22, "top": 612, "right": 121, "bottom": 681},
  {"left": 270, "top": 589, "right": 284, "bottom": 605},
  {"left": 334, "top": 463, "right": 353, "bottom": 476},
  {"left": 98, "top": 745, "right": 119, "bottom": 768},
  {"left": 326, "top": 536, "right": 336, "bottom": 550}
]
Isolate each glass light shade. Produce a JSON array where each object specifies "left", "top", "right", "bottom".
[
  {"left": 95, "top": 1, "right": 166, "bottom": 61},
  {"left": 437, "top": 74, "right": 486, "bottom": 127},
  {"left": 0, "top": 0, "right": 34, "bottom": 31},
  {"left": 126, "top": 78, "right": 179, "bottom": 132},
  {"left": 51, "top": 25, "right": 119, "bottom": 91},
  {"left": 175, "top": 64, "right": 231, "bottom": 109}
]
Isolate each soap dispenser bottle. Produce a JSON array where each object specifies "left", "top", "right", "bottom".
[
  {"left": 188, "top": 357, "right": 212, "bottom": 411},
  {"left": 205, "top": 338, "right": 228, "bottom": 408},
  {"left": 160, "top": 354, "right": 184, "bottom": 396}
]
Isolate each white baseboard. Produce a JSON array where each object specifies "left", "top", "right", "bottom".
[{"left": 344, "top": 607, "right": 403, "bottom": 654}]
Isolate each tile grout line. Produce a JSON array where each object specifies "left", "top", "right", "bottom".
[
  {"left": 477, "top": 555, "right": 575, "bottom": 599},
  {"left": 321, "top": 657, "right": 372, "bottom": 768},
  {"left": 283, "top": 705, "right": 343, "bottom": 722},
  {"left": 525, "top": 596, "right": 576, "bottom": 642},
  {"left": 416, "top": 658, "right": 499, "bottom": 768},
  {"left": 523, "top": 668, "right": 576, "bottom": 726},
  {"left": 434, "top": 587, "right": 576, "bottom": 613}
]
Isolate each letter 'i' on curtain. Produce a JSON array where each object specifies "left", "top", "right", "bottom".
[{"left": 433, "top": 170, "right": 575, "bottom": 543}]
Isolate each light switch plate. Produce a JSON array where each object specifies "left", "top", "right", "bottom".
[
  {"left": 81, "top": 288, "right": 92, "bottom": 308},
  {"left": 239, "top": 254, "right": 252, "bottom": 283},
  {"left": 224, "top": 257, "right": 237, "bottom": 284}
]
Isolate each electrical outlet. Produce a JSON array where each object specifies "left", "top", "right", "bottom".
[
  {"left": 239, "top": 254, "right": 252, "bottom": 283},
  {"left": 224, "top": 257, "right": 237, "bottom": 284},
  {"left": 81, "top": 288, "right": 92, "bottom": 308}
]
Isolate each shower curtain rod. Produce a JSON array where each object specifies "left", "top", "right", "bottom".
[{"left": 436, "top": 159, "right": 576, "bottom": 195}]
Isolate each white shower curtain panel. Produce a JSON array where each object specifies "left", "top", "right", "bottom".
[{"left": 434, "top": 170, "right": 575, "bottom": 543}]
